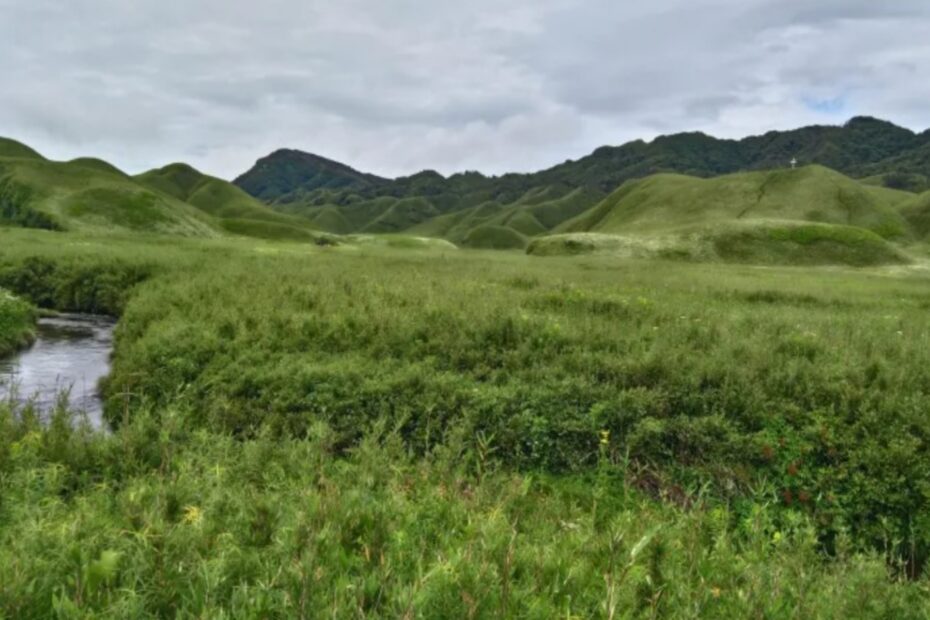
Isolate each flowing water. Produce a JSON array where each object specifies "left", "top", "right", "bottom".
[{"left": 0, "top": 314, "right": 115, "bottom": 430}]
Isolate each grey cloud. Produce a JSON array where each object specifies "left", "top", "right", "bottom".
[{"left": 0, "top": 0, "right": 928, "bottom": 178}]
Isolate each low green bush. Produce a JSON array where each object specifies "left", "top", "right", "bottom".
[
  {"left": 0, "top": 288, "right": 35, "bottom": 356},
  {"left": 0, "top": 406, "right": 926, "bottom": 618}
]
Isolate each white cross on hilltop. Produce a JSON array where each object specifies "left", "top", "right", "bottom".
[{"left": 790, "top": 157, "right": 798, "bottom": 169}]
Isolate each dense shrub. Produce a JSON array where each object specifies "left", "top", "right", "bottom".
[
  {"left": 0, "top": 288, "right": 35, "bottom": 356},
  {"left": 0, "top": 405, "right": 927, "bottom": 618}
]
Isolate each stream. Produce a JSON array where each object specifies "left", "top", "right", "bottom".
[{"left": 0, "top": 314, "right": 115, "bottom": 430}]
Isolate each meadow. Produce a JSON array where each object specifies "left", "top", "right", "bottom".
[{"left": 1, "top": 226, "right": 930, "bottom": 616}]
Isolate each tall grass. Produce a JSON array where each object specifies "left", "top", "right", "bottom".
[
  {"left": 1, "top": 405, "right": 927, "bottom": 618},
  {"left": 1, "top": 227, "right": 930, "bottom": 614},
  {"left": 0, "top": 286, "right": 35, "bottom": 356}
]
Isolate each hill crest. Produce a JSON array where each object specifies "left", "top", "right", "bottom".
[{"left": 234, "top": 149, "right": 389, "bottom": 201}]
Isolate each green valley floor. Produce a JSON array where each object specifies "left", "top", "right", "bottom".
[{"left": 1, "top": 227, "right": 930, "bottom": 617}]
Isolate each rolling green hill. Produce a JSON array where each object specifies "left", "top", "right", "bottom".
[
  {"left": 273, "top": 182, "right": 604, "bottom": 247},
  {"left": 0, "top": 138, "right": 45, "bottom": 161},
  {"left": 0, "top": 139, "right": 324, "bottom": 242},
  {"left": 526, "top": 166, "right": 916, "bottom": 266},
  {"left": 359, "top": 197, "right": 440, "bottom": 234},
  {"left": 232, "top": 116, "right": 930, "bottom": 254},
  {"left": 276, "top": 163, "right": 918, "bottom": 262},
  {"left": 135, "top": 163, "right": 322, "bottom": 241},
  {"left": 2, "top": 122, "right": 927, "bottom": 262},
  {"left": 0, "top": 156, "right": 217, "bottom": 236},
  {"left": 68, "top": 157, "right": 128, "bottom": 177},
  {"left": 528, "top": 221, "right": 911, "bottom": 267},
  {"left": 401, "top": 186, "right": 605, "bottom": 248},
  {"left": 276, "top": 180, "right": 605, "bottom": 245},
  {"left": 236, "top": 117, "right": 930, "bottom": 214},
  {"left": 899, "top": 190, "right": 930, "bottom": 239},
  {"left": 558, "top": 165, "right": 912, "bottom": 238}
]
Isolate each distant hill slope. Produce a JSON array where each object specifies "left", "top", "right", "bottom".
[
  {"left": 0, "top": 139, "right": 323, "bottom": 242},
  {"left": 233, "top": 116, "right": 929, "bottom": 248},
  {"left": 858, "top": 142, "right": 930, "bottom": 192},
  {"left": 236, "top": 116, "right": 930, "bottom": 209},
  {"left": 234, "top": 149, "right": 388, "bottom": 201},
  {"left": 0, "top": 155, "right": 217, "bottom": 236},
  {"left": 528, "top": 166, "right": 916, "bottom": 267},
  {"left": 136, "top": 163, "right": 322, "bottom": 241},
  {"left": 558, "top": 165, "right": 913, "bottom": 239},
  {"left": 406, "top": 186, "right": 606, "bottom": 248},
  {"left": 277, "top": 184, "right": 606, "bottom": 249},
  {"left": 265, "top": 163, "right": 917, "bottom": 252},
  {"left": 528, "top": 222, "right": 911, "bottom": 267},
  {"left": 899, "top": 191, "right": 930, "bottom": 239},
  {"left": 0, "top": 138, "right": 45, "bottom": 161},
  {"left": 68, "top": 157, "right": 128, "bottom": 177}
]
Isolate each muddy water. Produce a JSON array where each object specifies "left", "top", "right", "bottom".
[{"left": 0, "top": 314, "right": 115, "bottom": 429}]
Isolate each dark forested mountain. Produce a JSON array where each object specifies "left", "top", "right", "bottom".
[
  {"left": 234, "top": 149, "right": 388, "bottom": 201},
  {"left": 233, "top": 117, "right": 930, "bottom": 243}
]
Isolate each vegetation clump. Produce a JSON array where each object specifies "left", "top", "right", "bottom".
[
  {"left": 0, "top": 288, "right": 35, "bottom": 356},
  {"left": 712, "top": 222, "right": 912, "bottom": 266},
  {"left": 528, "top": 220, "right": 910, "bottom": 267},
  {"left": 2, "top": 402, "right": 929, "bottom": 617},
  {"left": 462, "top": 225, "right": 528, "bottom": 250}
]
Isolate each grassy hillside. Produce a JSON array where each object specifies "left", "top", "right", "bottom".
[
  {"left": 237, "top": 117, "right": 930, "bottom": 221},
  {"left": 284, "top": 183, "right": 605, "bottom": 248},
  {"left": 236, "top": 119, "right": 930, "bottom": 253},
  {"left": 359, "top": 197, "right": 440, "bottom": 234},
  {"left": 0, "top": 136, "right": 333, "bottom": 243},
  {"left": 68, "top": 157, "right": 127, "bottom": 177},
  {"left": 0, "top": 134, "right": 919, "bottom": 263},
  {"left": 559, "top": 166, "right": 912, "bottom": 239},
  {"left": 710, "top": 221, "right": 910, "bottom": 266},
  {"left": 402, "top": 187, "right": 606, "bottom": 245},
  {"left": 899, "top": 191, "right": 930, "bottom": 240},
  {"left": 272, "top": 165, "right": 921, "bottom": 264},
  {"left": 532, "top": 166, "right": 916, "bottom": 266},
  {"left": 0, "top": 137, "right": 44, "bottom": 161},
  {"left": 136, "top": 163, "right": 322, "bottom": 241},
  {"left": 528, "top": 221, "right": 911, "bottom": 267},
  {"left": 0, "top": 156, "right": 217, "bottom": 236}
]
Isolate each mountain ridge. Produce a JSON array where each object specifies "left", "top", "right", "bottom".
[
  {"left": 231, "top": 116, "right": 930, "bottom": 247},
  {"left": 233, "top": 149, "right": 389, "bottom": 201},
  {"left": 3, "top": 117, "right": 930, "bottom": 258},
  {"left": 235, "top": 116, "right": 930, "bottom": 204}
]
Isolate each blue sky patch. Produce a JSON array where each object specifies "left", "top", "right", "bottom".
[{"left": 803, "top": 96, "right": 848, "bottom": 115}]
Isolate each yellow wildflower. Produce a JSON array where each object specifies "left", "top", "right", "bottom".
[{"left": 182, "top": 505, "right": 203, "bottom": 526}]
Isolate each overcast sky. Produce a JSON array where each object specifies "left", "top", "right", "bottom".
[{"left": 2, "top": 0, "right": 929, "bottom": 180}]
